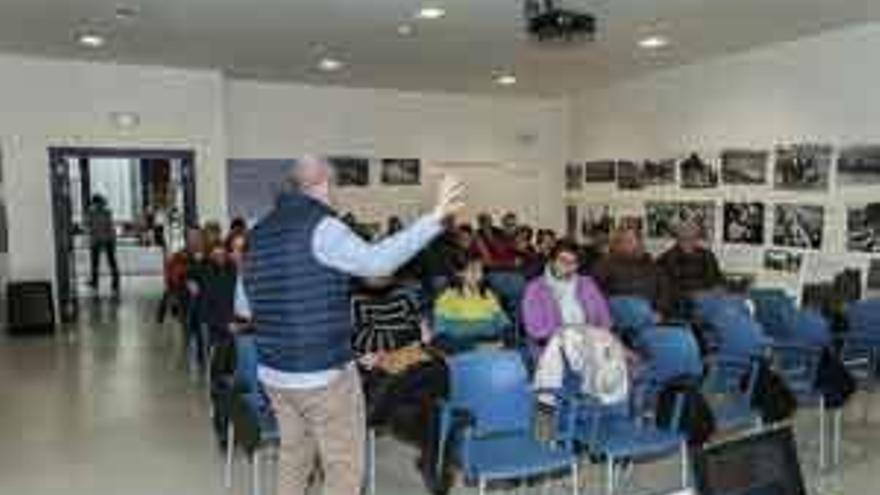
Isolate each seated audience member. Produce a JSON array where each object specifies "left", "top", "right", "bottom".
[
  {"left": 201, "top": 239, "right": 239, "bottom": 347},
  {"left": 227, "top": 217, "right": 247, "bottom": 243},
  {"left": 386, "top": 215, "right": 404, "bottom": 237},
  {"left": 523, "top": 228, "right": 558, "bottom": 279},
  {"left": 593, "top": 227, "right": 673, "bottom": 318},
  {"left": 157, "top": 228, "right": 201, "bottom": 323},
  {"left": 657, "top": 222, "right": 723, "bottom": 315},
  {"left": 514, "top": 225, "right": 538, "bottom": 267},
  {"left": 522, "top": 240, "right": 612, "bottom": 357},
  {"left": 351, "top": 275, "right": 450, "bottom": 493},
  {"left": 433, "top": 252, "right": 510, "bottom": 351},
  {"left": 472, "top": 213, "right": 518, "bottom": 270},
  {"left": 415, "top": 217, "right": 465, "bottom": 297}
]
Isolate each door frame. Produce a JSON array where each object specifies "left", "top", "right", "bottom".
[{"left": 48, "top": 147, "right": 197, "bottom": 323}]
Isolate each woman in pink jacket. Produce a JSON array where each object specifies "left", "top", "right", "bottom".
[{"left": 522, "top": 240, "right": 612, "bottom": 358}]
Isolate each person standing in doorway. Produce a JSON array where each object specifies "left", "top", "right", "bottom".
[
  {"left": 87, "top": 194, "right": 120, "bottom": 294},
  {"left": 239, "top": 156, "right": 464, "bottom": 495}
]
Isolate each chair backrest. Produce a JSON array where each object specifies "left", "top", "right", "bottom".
[
  {"left": 694, "top": 295, "right": 767, "bottom": 359},
  {"left": 448, "top": 350, "right": 532, "bottom": 437},
  {"left": 640, "top": 326, "right": 704, "bottom": 385},
  {"left": 233, "top": 333, "right": 260, "bottom": 393},
  {"left": 608, "top": 296, "right": 656, "bottom": 334},
  {"left": 749, "top": 289, "right": 797, "bottom": 340},
  {"left": 846, "top": 298, "right": 880, "bottom": 335}
]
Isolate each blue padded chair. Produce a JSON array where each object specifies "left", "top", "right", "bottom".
[
  {"left": 225, "top": 334, "right": 280, "bottom": 495},
  {"left": 692, "top": 295, "right": 767, "bottom": 432},
  {"left": 608, "top": 296, "right": 657, "bottom": 348},
  {"left": 436, "top": 350, "right": 580, "bottom": 495},
  {"left": 839, "top": 298, "right": 880, "bottom": 425},
  {"left": 562, "top": 326, "right": 697, "bottom": 495},
  {"left": 751, "top": 289, "right": 841, "bottom": 471}
]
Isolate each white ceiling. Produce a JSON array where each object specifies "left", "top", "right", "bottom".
[{"left": 0, "top": 0, "right": 877, "bottom": 96}]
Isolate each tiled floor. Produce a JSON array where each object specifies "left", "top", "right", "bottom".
[{"left": 1, "top": 278, "right": 879, "bottom": 494}]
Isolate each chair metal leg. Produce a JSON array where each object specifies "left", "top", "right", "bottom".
[
  {"left": 680, "top": 442, "right": 689, "bottom": 488},
  {"left": 251, "top": 450, "right": 261, "bottom": 495},
  {"left": 572, "top": 461, "right": 580, "bottom": 495},
  {"left": 833, "top": 409, "right": 843, "bottom": 467},
  {"left": 606, "top": 457, "right": 615, "bottom": 495},
  {"left": 479, "top": 477, "right": 487, "bottom": 495},
  {"left": 224, "top": 421, "right": 235, "bottom": 489},
  {"left": 819, "top": 397, "right": 828, "bottom": 473},
  {"left": 368, "top": 429, "right": 376, "bottom": 495}
]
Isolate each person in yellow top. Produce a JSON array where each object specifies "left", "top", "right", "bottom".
[{"left": 432, "top": 252, "right": 510, "bottom": 352}]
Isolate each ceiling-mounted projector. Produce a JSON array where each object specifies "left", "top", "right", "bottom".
[{"left": 524, "top": 0, "right": 596, "bottom": 44}]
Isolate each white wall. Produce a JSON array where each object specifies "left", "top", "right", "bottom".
[
  {"left": 569, "top": 23, "right": 880, "bottom": 291},
  {"left": 0, "top": 54, "right": 227, "bottom": 283},
  {"left": 227, "top": 80, "right": 568, "bottom": 229}
]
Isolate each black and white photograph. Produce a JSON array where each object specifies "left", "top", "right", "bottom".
[
  {"left": 329, "top": 156, "right": 370, "bottom": 187},
  {"left": 565, "top": 162, "right": 583, "bottom": 191},
  {"left": 645, "top": 201, "right": 715, "bottom": 240},
  {"left": 773, "top": 203, "right": 824, "bottom": 250},
  {"left": 846, "top": 203, "right": 880, "bottom": 253},
  {"left": 566, "top": 204, "right": 578, "bottom": 239},
  {"left": 868, "top": 259, "right": 880, "bottom": 290},
  {"left": 763, "top": 249, "right": 804, "bottom": 274},
  {"left": 584, "top": 160, "right": 616, "bottom": 183},
  {"left": 721, "top": 149, "right": 768, "bottom": 185},
  {"left": 679, "top": 153, "right": 718, "bottom": 188},
  {"left": 723, "top": 202, "right": 765, "bottom": 245},
  {"left": 616, "top": 160, "right": 643, "bottom": 190},
  {"left": 643, "top": 159, "right": 676, "bottom": 186},
  {"left": 0, "top": 201, "right": 7, "bottom": 254},
  {"left": 773, "top": 144, "right": 831, "bottom": 190},
  {"left": 380, "top": 158, "right": 420, "bottom": 185},
  {"left": 838, "top": 145, "right": 880, "bottom": 186},
  {"left": 580, "top": 204, "right": 614, "bottom": 242}
]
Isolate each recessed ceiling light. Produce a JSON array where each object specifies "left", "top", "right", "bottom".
[
  {"left": 114, "top": 5, "right": 139, "bottom": 21},
  {"left": 317, "top": 57, "right": 344, "bottom": 72},
  {"left": 417, "top": 6, "right": 446, "bottom": 20},
  {"left": 494, "top": 74, "right": 517, "bottom": 86},
  {"left": 397, "top": 24, "right": 415, "bottom": 36},
  {"left": 77, "top": 33, "right": 106, "bottom": 48},
  {"left": 638, "top": 35, "right": 669, "bottom": 49}
]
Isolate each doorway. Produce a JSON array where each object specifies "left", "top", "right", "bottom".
[{"left": 49, "top": 148, "right": 197, "bottom": 323}]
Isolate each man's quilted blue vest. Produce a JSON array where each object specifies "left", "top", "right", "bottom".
[{"left": 245, "top": 192, "right": 352, "bottom": 372}]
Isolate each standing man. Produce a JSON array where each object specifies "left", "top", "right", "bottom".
[
  {"left": 239, "top": 156, "right": 464, "bottom": 494},
  {"left": 87, "top": 194, "right": 120, "bottom": 294}
]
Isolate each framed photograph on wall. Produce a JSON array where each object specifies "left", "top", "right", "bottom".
[
  {"left": 381, "top": 158, "right": 420, "bottom": 186},
  {"left": 773, "top": 203, "right": 824, "bottom": 249},
  {"left": 721, "top": 149, "right": 768, "bottom": 185},
  {"left": 565, "top": 204, "right": 579, "bottom": 239},
  {"left": 838, "top": 145, "right": 880, "bottom": 187},
  {"left": 723, "top": 202, "right": 765, "bottom": 245},
  {"left": 680, "top": 153, "right": 718, "bottom": 189},
  {"left": 764, "top": 249, "right": 804, "bottom": 273},
  {"left": 580, "top": 204, "right": 614, "bottom": 242},
  {"left": 616, "top": 160, "right": 644, "bottom": 190},
  {"left": 646, "top": 201, "right": 715, "bottom": 240},
  {"left": 643, "top": 159, "right": 676, "bottom": 186},
  {"left": 565, "top": 162, "right": 583, "bottom": 191},
  {"left": 584, "top": 160, "right": 616, "bottom": 183},
  {"left": 868, "top": 259, "right": 880, "bottom": 290},
  {"left": 846, "top": 203, "right": 880, "bottom": 253},
  {"left": 329, "top": 156, "right": 370, "bottom": 187},
  {"left": 773, "top": 144, "right": 831, "bottom": 191}
]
